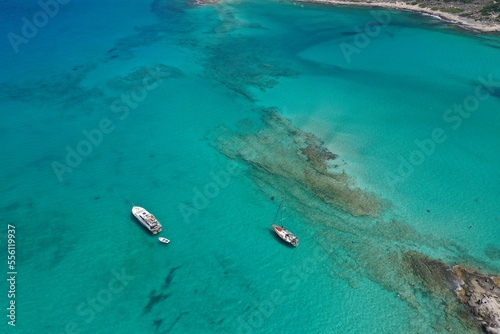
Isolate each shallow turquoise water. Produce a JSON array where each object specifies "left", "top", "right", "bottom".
[{"left": 0, "top": 0, "right": 499, "bottom": 333}]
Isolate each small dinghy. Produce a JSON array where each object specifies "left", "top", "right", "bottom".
[{"left": 158, "top": 237, "right": 170, "bottom": 244}]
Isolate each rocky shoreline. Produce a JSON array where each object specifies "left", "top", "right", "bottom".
[
  {"left": 191, "top": 0, "right": 500, "bottom": 32},
  {"left": 193, "top": 0, "right": 500, "bottom": 33},
  {"left": 454, "top": 266, "right": 500, "bottom": 333},
  {"left": 300, "top": 0, "right": 500, "bottom": 33}
]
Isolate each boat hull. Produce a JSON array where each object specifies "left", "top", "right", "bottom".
[
  {"left": 158, "top": 237, "right": 170, "bottom": 244},
  {"left": 272, "top": 224, "right": 299, "bottom": 246}
]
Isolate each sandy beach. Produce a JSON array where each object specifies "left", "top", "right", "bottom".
[{"left": 300, "top": 0, "right": 500, "bottom": 32}]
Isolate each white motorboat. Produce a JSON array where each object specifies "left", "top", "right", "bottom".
[
  {"left": 132, "top": 206, "right": 162, "bottom": 235},
  {"left": 158, "top": 237, "right": 170, "bottom": 244}
]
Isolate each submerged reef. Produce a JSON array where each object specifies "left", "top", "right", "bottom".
[
  {"left": 400, "top": 252, "right": 500, "bottom": 333},
  {"left": 400, "top": 251, "right": 482, "bottom": 332},
  {"left": 210, "top": 108, "right": 500, "bottom": 333},
  {"left": 210, "top": 108, "right": 384, "bottom": 216},
  {"left": 106, "top": 64, "right": 184, "bottom": 92}
]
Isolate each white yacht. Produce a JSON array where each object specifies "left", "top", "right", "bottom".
[{"left": 132, "top": 206, "right": 162, "bottom": 235}]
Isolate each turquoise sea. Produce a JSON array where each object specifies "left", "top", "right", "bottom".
[{"left": 1, "top": 0, "right": 499, "bottom": 333}]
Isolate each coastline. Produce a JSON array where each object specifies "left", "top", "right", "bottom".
[
  {"left": 454, "top": 266, "right": 500, "bottom": 333},
  {"left": 299, "top": 0, "right": 500, "bottom": 33}
]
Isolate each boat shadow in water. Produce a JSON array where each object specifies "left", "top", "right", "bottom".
[{"left": 130, "top": 213, "right": 147, "bottom": 233}]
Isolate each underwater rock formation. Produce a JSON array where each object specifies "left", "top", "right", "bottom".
[
  {"left": 390, "top": 251, "right": 500, "bottom": 333},
  {"left": 106, "top": 64, "right": 183, "bottom": 92},
  {"left": 403, "top": 251, "right": 457, "bottom": 297},
  {"left": 209, "top": 108, "right": 500, "bottom": 333},
  {"left": 210, "top": 108, "right": 384, "bottom": 217}
]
